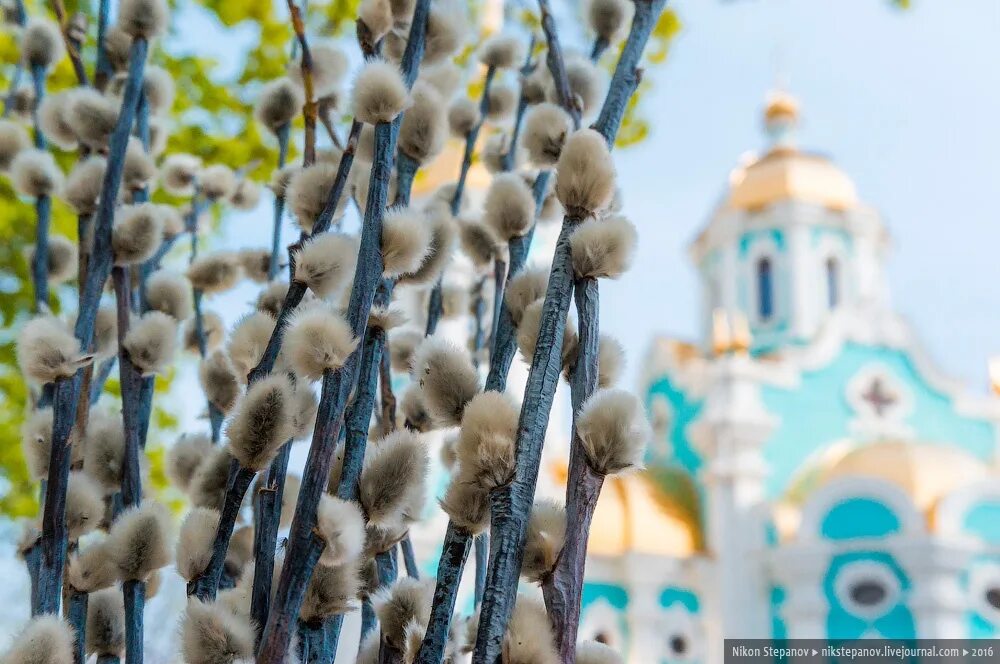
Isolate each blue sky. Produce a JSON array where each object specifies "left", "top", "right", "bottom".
[{"left": 604, "top": 0, "right": 1000, "bottom": 390}]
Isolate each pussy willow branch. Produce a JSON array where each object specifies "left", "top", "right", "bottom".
[
  {"left": 538, "top": 0, "right": 581, "bottom": 129},
  {"left": 472, "top": 2, "right": 666, "bottom": 659},
  {"left": 1, "top": 0, "right": 26, "bottom": 118},
  {"left": 28, "top": 61, "right": 49, "bottom": 311},
  {"left": 94, "top": 0, "right": 111, "bottom": 89},
  {"left": 268, "top": 122, "right": 291, "bottom": 280},
  {"left": 544, "top": 277, "right": 601, "bottom": 661},
  {"left": 51, "top": 2, "right": 89, "bottom": 86},
  {"left": 258, "top": 0, "right": 432, "bottom": 655},
  {"left": 500, "top": 39, "right": 536, "bottom": 173},
  {"left": 66, "top": 584, "right": 88, "bottom": 664},
  {"left": 287, "top": 0, "right": 317, "bottom": 166},
  {"left": 424, "top": 63, "right": 499, "bottom": 335},
  {"left": 188, "top": 463, "right": 256, "bottom": 600},
  {"left": 37, "top": 36, "right": 149, "bottom": 617},
  {"left": 418, "top": 38, "right": 540, "bottom": 655}
]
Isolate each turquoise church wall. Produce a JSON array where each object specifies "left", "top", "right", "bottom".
[{"left": 760, "top": 342, "right": 995, "bottom": 497}]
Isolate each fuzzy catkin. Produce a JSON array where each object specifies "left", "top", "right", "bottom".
[
  {"left": 123, "top": 311, "right": 178, "bottom": 375},
  {"left": 301, "top": 560, "right": 361, "bottom": 622},
  {"left": 105, "top": 501, "right": 172, "bottom": 581},
  {"left": 316, "top": 495, "right": 366, "bottom": 566},
  {"left": 67, "top": 88, "right": 119, "bottom": 150},
  {"left": 486, "top": 82, "right": 517, "bottom": 122},
  {"left": 66, "top": 472, "right": 104, "bottom": 540},
  {"left": 161, "top": 153, "right": 201, "bottom": 196},
  {"left": 352, "top": 58, "right": 409, "bottom": 125},
  {"left": 187, "top": 252, "right": 243, "bottom": 294},
  {"left": 569, "top": 214, "right": 637, "bottom": 279},
  {"left": 447, "top": 97, "right": 480, "bottom": 138},
  {"left": 576, "top": 388, "right": 650, "bottom": 475},
  {"left": 564, "top": 57, "right": 606, "bottom": 117},
  {"left": 423, "top": 1, "right": 465, "bottom": 65},
  {"left": 478, "top": 33, "right": 524, "bottom": 69},
  {"left": 284, "top": 305, "right": 357, "bottom": 380},
  {"left": 410, "top": 337, "right": 479, "bottom": 427},
  {"left": 176, "top": 507, "right": 221, "bottom": 582},
  {"left": 183, "top": 310, "right": 224, "bottom": 354},
  {"left": 372, "top": 577, "right": 435, "bottom": 650},
  {"left": 122, "top": 137, "right": 157, "bottom": 192},
  {"left": 399, "top": 82, "right": 448, "bottom": 163},
  {"left": 226, "top": 311, "right": 276, "bottom": 379},
  {"left": 38, "top": 92, "right": 78, "bottom": 150},
  {"left": 358, "top": 430, "right": 429, "bottom": 527},
  {"left": 145, "top": 270, "right": 194, "bottom": 320},
  {"left": 116, "top": 0, "right": 170, "bottom": 38},
  {"left": 290, "top": 41, "right": 348, "bottom": 99},
  {"left": 22, "top": 19, "right": 65, "bottom": 69},
  {"left": 82, "top": 413, "right": 125, "bottom": 493},
  {"left": 286, "top": 162, "right": 348, "bottom": 232},
  {"left": 555, "top": 128, "right": 616, "bottom": 215},
  {"left": 521, "top": 499, "right": 567, "bottom": 583},
  {"left": 504, "top": 595, "right": 559, "bottom": 664},
  {"left": 63, "top": 155, "right": 107, "bottom": 215},
  {"left": 458, "top": 219, "right": 500, "bottom": 269},
  {"left": 0, "top": 119, "right": 29, "bottom": 171},
  {"left": 112, "top": 203, "right": 164, "bottom": 265},
  {"left": 11, "top": 148, "right": 64, "bottom": 197},
  {"left": 439, "top": 474, "right": 491, "bottom": 534},
  {"left": 20, "top": 408, "right": 52, "bottom": 481},
  {"left": 226, "top": 374, "right": 296, "bottom": 471},
  {"left": 229, "top": 179, "right": 262, "bottom": 211},
  {"left": 358, "top": 0, "right": 393, "bottom": 43},
  {"left": 2, "top": 616, "right": 74, "bottom": 664},
  {"left": 397, "top": 208, "right": 456, "bottom": 285},
  {"left": 27, "top": 235, "right": 77, "bottom": 285},
  {"left": 484, "top": 173, "right": 535, "bottom": 240},
  {"left": 16, "top": 316, "right": 89, "bottom": 384},
  {"left": 86, "top": 588, "right": 126, "bottom": 657},
  {"left": 180, "top": 599, "right": 255, "bottom": 664},
  {"left": 381, "top": 207, "right": 433, "bottom": 278},
  {"left": 255, "top": 281, "right": 289, "bottom": 317},
  {"left": 167, "top": 433, "right": 213, "bottom": 491},
  {"left": 199, "top": 164, "right": 237, "bottom": 201},
  {"left": 189, "top": 446, "right": 233, "bottom": 510},
  {"left": 522, "top": 103, "right": 571, "bottom": 167},
  {"left": 67, "top": 542, "right": 118, "bottom": 593},
  {"left": 455, "top": 391, "right": 519, "bottom": 491}
]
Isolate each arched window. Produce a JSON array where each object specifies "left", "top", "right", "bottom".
[
  {"left": 756, "top": 257, "right": 774, "bottom": 320},
  {"left": 826, "top": 257, "right": 840, "bottom": 308}
]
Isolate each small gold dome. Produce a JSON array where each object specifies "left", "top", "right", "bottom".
[
  {"left": 723, "top": 90, "right": 860, "bottom": 213},
  {"left": 726, "top": 150, "right": 859, "bottom": 212},
  {"left": 550, "top": 462, "right": 704, "bottom": 557}
]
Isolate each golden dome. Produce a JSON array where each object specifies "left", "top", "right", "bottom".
[
  {"left": 726, "top": 149, "right": 859, "bottom": 212},
  {"left": 782, "top": 439, "right": 992, "bottom": 534},
  {"left": 764, "top": 90, "right": 800, "bottom": 123},
  {"left": 723, "top": 91, "right": 859, "bottom": 213},
  {"left": 550, "top": 462, "right": 704, "bottom": 557}
]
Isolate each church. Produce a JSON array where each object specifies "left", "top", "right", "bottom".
[{"left": 562, "top": 91, "right": 1000, "bottom": 661}]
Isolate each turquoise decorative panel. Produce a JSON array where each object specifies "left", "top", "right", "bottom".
[
  {"left": 962, "top": 502, "right": 1000, "bottom": 545},
  {"left": 821, "top": 498, "right": 901, "bottom": 540},
  {"left": 659, "top": 587, "right": 700, "bottom": 612},
  {"left": 760, "top": 342, "right": 996, "bottom": 497},
  {"left": 659, "top": 587, "right": 702, "bottom": 664},
  {"left": 823, "top": 551, "right": 915, "bottom": 640},
  {"left": 645, "top": 375, "right": 704, "bottom": 475}
]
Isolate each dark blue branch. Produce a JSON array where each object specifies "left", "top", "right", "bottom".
[
  {"left": 268, "top": 123, "right": 291, "bottom": 280},
  {"left": 67, "top": 588, "right": 88, "bottom": 664},
  {"left": 413, "top": 523, "right": 471, "bottom": 664},
  {"left": 188, "top": 463, "right": 255, "bottom": 601},
  {"left": 122, "top": 579, "right": 145, "bottom": 664},
  {"left": 250, "top": 440, "right": 292, "bottom": 646}
]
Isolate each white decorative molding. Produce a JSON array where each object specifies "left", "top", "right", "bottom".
[{"left": 796, "top": 477, "right": 925, "bottom": 543}]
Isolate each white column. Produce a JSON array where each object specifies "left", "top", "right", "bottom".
[
  {"left": 786, "top": 220, "right": 813, "bottom": 340},
  {"left": 896, "top": 540, "right": 970, "bottom": 638},
  {"left": 692, "top": 354, "right": 777, "bottom": 642}
]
